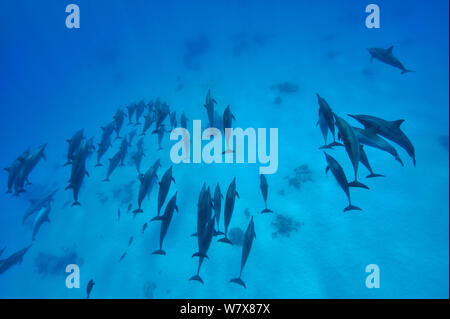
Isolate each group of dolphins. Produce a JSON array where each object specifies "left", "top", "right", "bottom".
[
  {"left": 317, "top": 47, "right": 416, "bottom": 211},
  {"left": 1, "top": 45, "right": 416, "bottom": 293}
]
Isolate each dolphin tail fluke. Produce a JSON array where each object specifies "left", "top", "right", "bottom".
[
  {"left": 189, "top": 275, "right": 204, "bottom": 284},
  {"left": 192, "top": 252, "right": 209, "bottom": 258},
  {"left": 95, "top": 163, "right": 103, "bottom": 167},
  {"left": 191, "top": 232, "right": 198, "bottom": 237},
  {"left": 114, "top": 136, "right": 122, "bottom": 140},
  {"left": 348, "top": 180, "right": 370, "bottom": 190},
  {"left": 222, "top": 149, "right": 235, "bottom": 155},
  {"left": 152, "top": 249, "right": 166, "bottom": 255},
  {"left": 261, "top": 208, "right": 273, "bottom": 214},
  {"left": 401, "top": 69, "right": 415, "bottom": 75},
  {"left": 102, "top": 178, "right": 110, "bottom": 182},
  {"left": 366, "top": 173, "right": 384, "bottom": 178},
  {"left": 150, "top": 215, "right": 163, "bottom": 222},
  {"left": 72, "top": 201, "right": 81, "bottom": 207},
  {"left": 230, "top": 277, "right": 246, "bottom": 288},
  {"left": 319, "top": 144, "right": 333, "bottom": 150},
  {"left": 344, "top": 205, "right": 362, "bottom": 212},
  {"left": 63, "top": 161, "right": 72, "bottom": 166},
  {"left": 218, "top": 237, "right": 233, "bottom": 245},
  {"left": 132, "top": 208, "right": 143, "bottom": 214}
]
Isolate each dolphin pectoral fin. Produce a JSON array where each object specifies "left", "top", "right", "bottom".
[
  {"left": 344, "top": 205, "right": 362, "bottom": 212},
  {"left": 366, "top": 173, "right": 384, "bottom": 178},
  {"left": 401, "top": 69, "right": 415, "bottom": 74},
  {"left": 325, "top": 166, "right": 329, "bottom": 174},
  {"left": 230, "top": 277, "right": 246, "bottom": 288},
  {"left": 235, "top": 191, "right": 240, "bottom": 199},
  {"left": 348, "top": 180, "right": 370, "bottom": 190},
  {"left": 387, "top": 45, "right": 394, "bottom": 52}
]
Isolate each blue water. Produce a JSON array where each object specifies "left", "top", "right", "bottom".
[{"left": 0, "top": 0, "right": 448, "bottom": 298}]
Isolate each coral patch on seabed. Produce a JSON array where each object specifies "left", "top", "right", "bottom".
[
  {"left": 285, "top": 164, "right": 313, "bottom": 190},
  {"left": 271, "top": 214, "right": 303, "bottom": 238}
]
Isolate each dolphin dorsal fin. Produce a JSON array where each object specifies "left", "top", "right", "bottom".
[
  {"left": 392, "top": 119, "right": 404, "bottom": 127},
  {"left": 387, "top": 46, "right": 394, "bottom": 53}
]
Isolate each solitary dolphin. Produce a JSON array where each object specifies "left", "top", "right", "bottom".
[
  {"left": 32, "top": 204, "right": 52, "bottom": 240},
  {"left": 367, "top": 46, "right": 414, "bottom": 74},
  {"left": 218, "top": 177, "right": 240, "bottom": 244},
  {"left": 359, "top": 145, "right": 384, "bottom": 178},
  {"left": 151, "top": 166, "right": 175, "bottom": 221},
  {"left": 348, "top": 114, "right": 415, "bottom": 166},
  {"left": 333, "top": 113, "right": 369, "bottom": 189},
  {"left": 316, "top": 94, "right": 343, "bottom": 148},
  {"left": 230, "top": 216, "right": 256, "bottom": 288},
  {"left": 152, "top": 193, "right": 178, "bottom": 255},
  {"left": 0, "top": 245, "right": 32, "bottom": 275},
  {"left": 213, "top": 183, "right": 224, "bottom": 236},
  {"left": 259, "top": 174, "right": 273, "bottom": 214},
  {"left": 353, "top": 126, "right": 404, "bottom": 166},
  {"left": 324, "top": 152, "right": 362, "bottom": 212}
]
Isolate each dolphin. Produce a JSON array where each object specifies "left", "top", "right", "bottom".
[
  {"left": 169, "top": 111, "right": 177, "bottom": 130},
  {"left": 32, "top": 204, "right": 52, "bottom": 240},
  {"left": 260, "top": 174, "right": 273, "bottom": 214},
  {"left": 367, "top": 46, "right": 414, "bottom": 74},
  {"left": 333, "top": 113, "right": 369, "bottom": 189},
  {"left": 190, "top": 216, "right": 215, "bottom": 284},
  {"left": 353, "top": 126, "right": 404, "bottom": 166},
  {"left": 152, "top": 124, "right": 167, "bottom": 151},
  {"left": 359, "top": 145, "right": 384, "bottom": 178},
  {"left": 151, "top": 166, "right": 175, "bottom": 221},
  {"left": 152, "top": 193, "right": 179, "bottom": 255},
  {"left": 22, "top": 189, "right": 58, "bottom": 224},
  {"left": 100, "top": 121, "right": 115, "bottom": 143},
  {"left": 348, "top": 114, "right": 415, "bottom": 166},
  {"left": 0, "top": 245, "right": 32, "bottom": 275},
  {"left": 13, "top": 144, "right": 47, "bottom": 195},
  {"left": 316, "top": 94, "right": 343, "bottom": 148},
  {"left": 218, "top": 177, "right": 240, "bottom": 244},
  {"left": 192, "top": 184, "right": 213, "bottom": 238},
  {"left": 65, "top": 150, "right": 88, "bottom": 206},
  {"left": 204, "top": 89, "right": 217, "bottom": 128},
  {"left": 141, "top": 112, "right": 155, "bottom": 136},
  {"left": 133, "top": 159, "right": 160, "bottom": 214},
  {"left": 118, "top": 138, "right": 129, "bottom": 166},
  {"left": 154, "top": 101, "right": 170, "bottom": 131},
  {"left": 135, "top": 100, "right": 146, "bottom": 125},
  {"left": 223, "top": 105, "right": 236, "bottom": 154},
  {"left": 86, "top": 279, "right": 95, "bottom": 299},
  {"left": 95, "top": 136, "right": 112, "bottom": 167},
  {"left": 180, "top": 112, "right": 188, "bottom": 129},
  {"left": 103, "top": 151, "right": 121, "bottom": 182},
  {"left": 113, "top": 108, "right": 125, "bottom": 139},
  {"left": 132, "top": 148, "right": 145, "bottom": 174},
  {"left": 324, "top": 152, "right": 362, "bottom": 212},
  {"left": 230, "top": 216, "right": 256, "bottom": 288},
  {"left": 213, "top": 183, "right": 224, "bottom": 236},
  {"left": 5, "top": 148, "right": 30, "bottom": 193},
  {"left": 65, "top": 129, "right": 85, "bottom": 165},
  {"left": 142, "top": 222, "right": 148, "bottom": 234},
  {"left": 127, "top": 102, "right": 137, "bottom": 125}
]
